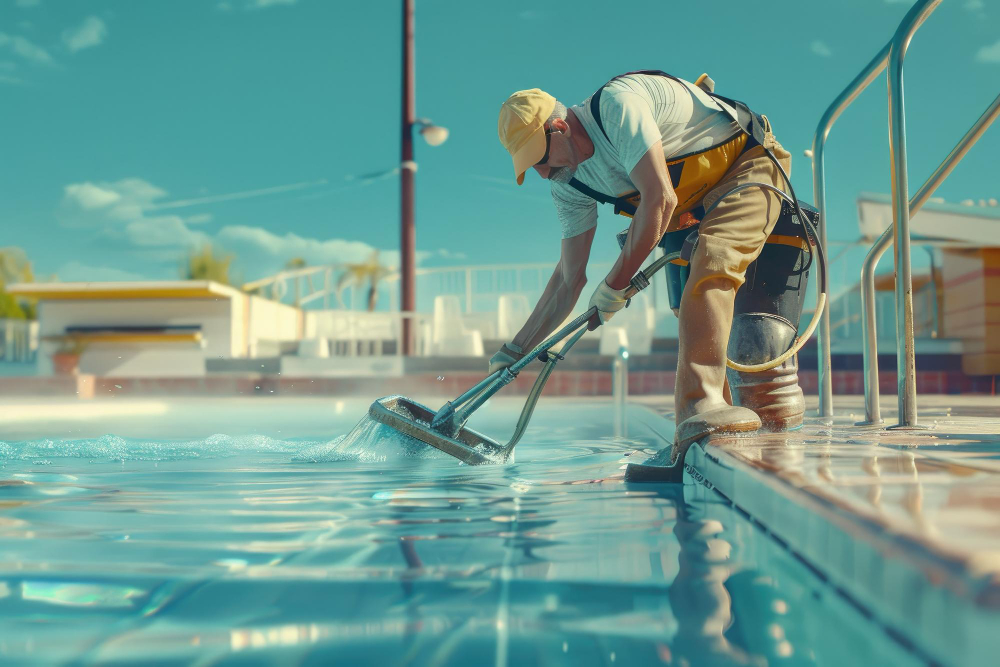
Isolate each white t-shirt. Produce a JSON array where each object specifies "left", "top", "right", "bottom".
[{"left": 551, "top": 73, "right": 741, "bottom": 239}]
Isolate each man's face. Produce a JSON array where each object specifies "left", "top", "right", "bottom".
[{"left": 532, "top": 118, "right": 579, "bottom": 183}]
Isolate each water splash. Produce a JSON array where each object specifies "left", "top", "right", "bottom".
[
  {"left": 293, "top": 414, "right": 448, "bottom": 464},
  {"left": 0, "top": 433, "right": 310, "bottom": 463}
]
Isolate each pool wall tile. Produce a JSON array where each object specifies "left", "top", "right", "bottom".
[{"left": 680, "top": 416, "right": 1000, "bottom": 667}]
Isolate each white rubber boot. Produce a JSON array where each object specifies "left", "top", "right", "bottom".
[{"left": 626, "top": 277, "right": 760, "bottom": 482}]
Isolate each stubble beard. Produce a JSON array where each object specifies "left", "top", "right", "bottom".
[{"left": 547, "top": 140, "right": 579, "bottom": 184}]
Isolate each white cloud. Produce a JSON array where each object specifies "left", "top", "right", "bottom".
[
  {"left": 216, "top": 225, "right": 395, "bottom": 269},
  {"left": 62, "top": 178, "right": 166, "bottom": 224},
  {"left": 56, "top": 261, "right": 147, "bottom": 283},
  {"left": 61, "top": 178, "right": 208, "bottom": 254},
  {"left": 65, "top": 182, "right": 122, "bottom": 210},
  {"left": 62, "top": 16, "right": 108, "bottom": 53},
  {"left": 810, "top": 40, "right": 833, "bottom": 58},
  {"left": 965, "top": 0, "right": 985, "bottom": 10},
  {"left": 0, "top": 32, "right": 53, "bottom": 65},
  {"left": 16, "top": 0, "right": 41, "bottom": 8},
  {"left": 58, "top": 176, "right": 457, "bottom": 282},
  {"left": 976, "top": 40, "right": 1000, "bottom": 63},
  {"left": 124, "top": 217, "right": 208, "bottom": 248}
]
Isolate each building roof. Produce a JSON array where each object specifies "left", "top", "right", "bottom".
[
  {"left": 857, "top": 192, "right": 1000, "bottom": 246},
  {"left": 5, "top": 280, "right": 244, "bottom": 301}
]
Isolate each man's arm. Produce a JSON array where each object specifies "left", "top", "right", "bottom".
[
  {"left": 605, "top": 142, "right": 677, "bottom": 290},
  {"left": 511, "top": 226, "right": 596, "bottom": 351}
]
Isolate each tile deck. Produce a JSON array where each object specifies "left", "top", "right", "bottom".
[{"left": 633, "top": 394, "right": 1000, "bottom": 666}]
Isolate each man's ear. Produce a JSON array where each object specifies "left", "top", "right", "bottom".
[{"left": 551, "top": 117, "right": 570, "bottom": 133}]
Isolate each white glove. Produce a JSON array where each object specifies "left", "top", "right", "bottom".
[
  {"left": 588, "top": 279, "right": 630, "bottom": 325},
  {"left": 488, "top": 342, "right": 524, "bottom": 374}
]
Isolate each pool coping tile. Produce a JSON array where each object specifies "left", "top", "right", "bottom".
[{"left": 673, "top": 396, "right": 1000, "bottom": 667}]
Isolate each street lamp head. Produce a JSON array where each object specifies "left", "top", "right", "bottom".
[{"left": 419, "top": 123, "right": 449, "bottom": 146}]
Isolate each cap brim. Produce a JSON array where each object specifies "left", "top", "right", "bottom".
[{"left": 512, "top": 128, "right": 546, "bottom": 186}]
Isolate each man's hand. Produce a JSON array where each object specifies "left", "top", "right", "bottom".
[
  {"left": 588, "top": 280, "right": 630, "bottom": 329},
  {"left": 488, "top": 342, "right": 525, "bottom": 374}
]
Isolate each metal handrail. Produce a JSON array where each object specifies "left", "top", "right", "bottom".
[
  {"left": 859, "top": 91, "right": 1000, "bottom": 424},
  {"left": 811, "top": 43, "right": 893, "bottom": 418},
  {"left": 811, "top": 0, "right": 940, "bottom": 420},
  {"left": 886, "top": 0, "right": 942, "bottom": 427}
]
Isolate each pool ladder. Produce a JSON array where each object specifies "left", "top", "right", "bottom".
[{"left": 810, "top": 0, "right": 1000, "bottom": 426}]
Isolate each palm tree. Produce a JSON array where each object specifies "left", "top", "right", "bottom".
[
  {"left": 336, "top": 252, "right": 392, "bottom": 311},
  {"left": 0, "top": 247, "right": 35, "bottom": 319},
  {"left": 185, "top": 244, "right": 233, "bottom": 285}
]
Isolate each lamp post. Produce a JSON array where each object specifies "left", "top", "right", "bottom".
[{"left": 400, "top": 0, "right": 447, "bottom": 355}]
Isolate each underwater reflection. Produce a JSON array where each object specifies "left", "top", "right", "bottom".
[{"left": 666, "top": 484, "right": 815, "bottom": 667}]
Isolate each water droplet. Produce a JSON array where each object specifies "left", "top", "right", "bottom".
[
  {"left": 255, "top": 386, "right": 260, "bottom": 390},
  {"left": 437, "top": 376, "right": 445, "bottom": 381},
  {"left": 114, "top": 384, "right": 122, "bottom": 389}
]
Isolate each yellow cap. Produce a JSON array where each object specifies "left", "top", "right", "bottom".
[{"left": 498, "top": 88, "right": 556, "bottom": 185}]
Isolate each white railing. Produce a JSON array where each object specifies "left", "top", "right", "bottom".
[
  {"left": 0, "top": 319, "right": 39, "bottom": 363},
  {"left": 246, "top": 256, "right": 673, "bottom": 358},
  {"left": 306, "top": 310, "right": 433, "bottom": 357}
]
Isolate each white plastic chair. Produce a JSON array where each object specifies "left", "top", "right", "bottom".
[
  {"left": 599, "top": 327, "right": 630, "bottom": 356},
  {"left": 432, "top": 295, "right": 484, "bottom": 357},
  {"left": 497, "top": 294, "right": 531, "bottom": 340},
  {"left": 599, "top": 291, "right": 654, "bottom": 355},
  {"left": 297, "top": 337, "right": 331, "bottom": 358}
]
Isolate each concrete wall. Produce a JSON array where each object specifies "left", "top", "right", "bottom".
[
  {"left": 37, "top": 298, "right": 233, "bottom": 377},
  {"left": 943, "top": 248, "right": 1000, "bottom": 375},
  {"left": 246, "top": 297, "right": 302, "bottom": 357}
]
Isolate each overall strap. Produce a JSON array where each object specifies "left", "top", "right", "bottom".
[
  {"left": 567, "top": 177, "right": 617, "bottom": 206},
  {"left": 570, "top": 69, "right": 767, "bottom": 206},
  {"left": 590, "top": 69, "right": 766, "bottom": 149}
]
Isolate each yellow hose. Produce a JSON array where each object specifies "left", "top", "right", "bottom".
[{"left": 726, "top": 293, "right": 827, "bottom": 373}]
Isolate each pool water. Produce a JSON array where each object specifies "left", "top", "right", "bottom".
[{"left": 0, "top": 400, "right": 921, "bottom": 664}]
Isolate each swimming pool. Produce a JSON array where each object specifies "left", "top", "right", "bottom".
[{"left": 0, "top": 398, "right": 923, "bottom": 664}]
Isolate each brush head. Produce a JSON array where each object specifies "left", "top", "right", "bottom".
[{"left": 368, "top": 396, "right": 507, "bottom": 465}]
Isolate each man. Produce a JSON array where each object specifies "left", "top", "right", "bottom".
[{"left": 494, "top": 71, "right": 798, "bottom": 468}]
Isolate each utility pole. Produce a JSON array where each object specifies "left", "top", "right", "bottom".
[{"left": 400, "top": 0, "right": 416, "bottom": 355}]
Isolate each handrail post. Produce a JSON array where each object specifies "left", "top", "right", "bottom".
[
  {"left": 811, "top": 42, "right": 892, "bottom": 418},
  {"left": 859, "top": 90, "right": 1000, "bottom": 424},
  {"left": 887, "top": 0, "right": 941, "bottom": 428},
  {"left": 859, "top": 229, "right": 892, "bottom": 425},
  {"left": 811, "top": 144, "right": 835, "bottom": 418}
]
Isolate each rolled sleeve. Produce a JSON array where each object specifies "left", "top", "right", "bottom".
[{"left": 551, "top": 184, "right": 598, "bottom": 238}]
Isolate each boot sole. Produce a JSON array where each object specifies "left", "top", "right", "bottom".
[
  {"left": 623, "top": 459, "right": 685, "bottom": 483},
  {"left": 624, "top": 420, "right": 760, "bottom": 484}
]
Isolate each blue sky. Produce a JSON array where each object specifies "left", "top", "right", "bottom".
[{"left": 1, "top": 0, "right": 998, "bottom": 296}]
